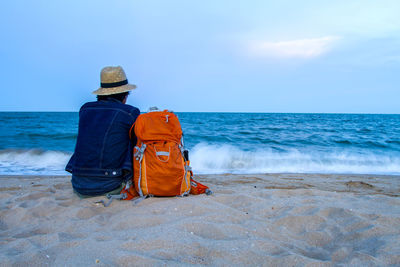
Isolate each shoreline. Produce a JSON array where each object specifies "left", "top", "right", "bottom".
[
  {"left": 2, "top": 172, "right": 400, "bottom": 177},
  {"left": 1, "top": 173, "right": 399, "bottom": 266},
  {"left": 1, "top": 173, "right": 398, "bottom": 197}
]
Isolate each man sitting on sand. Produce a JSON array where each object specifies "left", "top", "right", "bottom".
[{"left": 66, "top": 66, "right": 140, "bottom": 197}]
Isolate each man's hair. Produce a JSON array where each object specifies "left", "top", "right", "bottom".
[{"left": 97, "top": 92, "right": 129, "bottom": 102}]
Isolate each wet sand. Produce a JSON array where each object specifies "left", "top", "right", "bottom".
[{"left": 0, "top": 173, "right": 399, "bottom": 266}]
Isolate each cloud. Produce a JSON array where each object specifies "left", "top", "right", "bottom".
[{"left": 247, "top": 36, "right": 341, "bottom": 59}]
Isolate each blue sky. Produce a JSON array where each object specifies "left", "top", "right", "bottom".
[{"left": 0, "top": 0, "right": 399, "bottom": 113}]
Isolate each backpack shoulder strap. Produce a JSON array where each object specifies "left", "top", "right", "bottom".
[{"left": 129, "top": 122, "right": 138, "bottom": 145}]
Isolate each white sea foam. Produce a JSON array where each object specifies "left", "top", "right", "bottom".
[
  {"left": 190, "top": 143, "right": 400, "bottom": 175},
  {"left": 0, "top": 149, "right": 71, "bottom": 175},
  {"left": 1, "top": 145, "right": 400, "bottom": 175}
]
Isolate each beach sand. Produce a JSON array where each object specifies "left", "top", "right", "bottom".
[{"left": 0, "top": 173, "right": 399, "bottom": 266}]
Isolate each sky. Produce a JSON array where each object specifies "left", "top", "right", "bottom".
[{"left": 0, "top": 0, "right": 399, "bottom": 113}]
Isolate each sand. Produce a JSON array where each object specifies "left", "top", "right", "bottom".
[{"left": 0, "top": 173, "right": 399, "bottom": 266}]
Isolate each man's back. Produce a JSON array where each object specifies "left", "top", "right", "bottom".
[
  {"left": 66, "top": 99, "right": 140, "bottom": 195},
  {"left": 66, "top": 66, "right": 139, "bottom": 196}
]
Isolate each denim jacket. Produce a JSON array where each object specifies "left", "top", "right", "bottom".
[{"left": 66, "top": 98, "right": 140, "bottom": 195}]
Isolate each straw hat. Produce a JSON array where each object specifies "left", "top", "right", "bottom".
[{"left": 92, "top": 66, "right": 137, "bottom": 95}]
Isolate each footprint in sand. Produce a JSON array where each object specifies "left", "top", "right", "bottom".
[
  {"left": 13, "top": 227, "right": 49, "bottom": 238},
  {"left": 18, "top": 201, "right": 31, "bottom": 208},
  {"left": 53, "top": 183, "right": 71, "bottom": 190},
  {"left": 16, "top": 192, "right": 51, "bottom": 201},
  {"left": 58, "top": 232, "right": 87, "bottom": 242},
  {"left": 183, "top": 222, "right": 247, "bottom": 240},
  {"left": 272, "top": 215, "right": 327, "bottom": 235},
  {"left": 58, "top": 199, "right": 76, "bottom": 207},
  {"left": 76, "top": 207, "right": 102, "bottom": 220},
  {"left": 114, "top": 216, "right": 166, "bottom": 230},
  {"left": 214, "top": 194, "right": 257, "bottom": 211}
]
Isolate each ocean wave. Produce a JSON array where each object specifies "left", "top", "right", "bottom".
[
  {"left": 0, "top": 149, "right": 71, "bottom": 175},
  {"left": 1, "top": 145, "right": 400, "bottom": 176},
  {"left": 189, "top": 143, "right": 400, "bottom": 175}
]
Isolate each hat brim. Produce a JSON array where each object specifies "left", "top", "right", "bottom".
[{"left": 92, "top": 84, "right": 137, "bottom": 95}]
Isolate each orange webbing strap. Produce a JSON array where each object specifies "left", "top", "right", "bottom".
[
  {"left": 129, "top": 121, "right": 137, "bottom": 143},
  {"left": 184, "top": 159, "right": 212, "bottom": 196},
  {"left": 190, "top": 178, "right": 212, "bottom": 195},
  {"left": 129, "top": 122, "right": 136, "bottom": 141},
  {"left": 120, "top": 183, "right": 139, "bottom": 200}
]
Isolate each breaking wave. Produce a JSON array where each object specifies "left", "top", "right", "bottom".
[
  {"left": 190, "top": 143, "right": 400, "bottom": 175},
  {"left": 1, "top": 145, "right": 400, "bottom": 175},
  {"left": 0, "top": 149, "right": 71, "bottom": 175}
]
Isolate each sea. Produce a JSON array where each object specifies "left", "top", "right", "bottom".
[{"left": 0, "top": 112, "right": 399, "bottom": 175}]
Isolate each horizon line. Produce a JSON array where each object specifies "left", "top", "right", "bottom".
[{"left": 0, "top": 111, "right": 399, "bottom": 115}]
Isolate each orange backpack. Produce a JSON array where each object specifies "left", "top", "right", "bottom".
[
  {"left": 133, "top": 110, "right": 191, "bottom": 197},
  {"left": 103, "top": 110, "right": 211, "bottom": 206}
]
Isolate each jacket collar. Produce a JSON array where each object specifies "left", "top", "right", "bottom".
[{"left": 99, "top": 98, "right": 123, "bottom": 103}]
